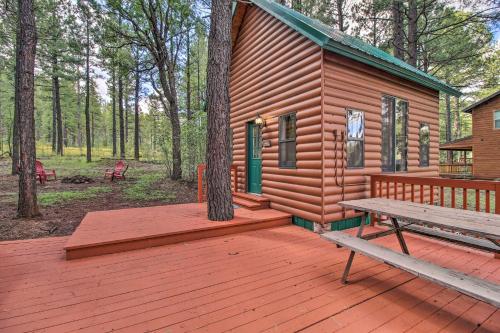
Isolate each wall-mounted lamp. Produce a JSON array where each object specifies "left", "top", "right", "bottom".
[{"left": 255, "top": 114, "right": 266, "bottom": 127}]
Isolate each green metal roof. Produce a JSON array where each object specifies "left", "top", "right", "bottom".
[{"left": 246, "top": 0, "right": 461, "bottom": 96}]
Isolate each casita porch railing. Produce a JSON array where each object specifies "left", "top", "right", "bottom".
[
  {"left": 370, "top": 175, "right": 500, "bottom": 218},
  {"left": 439, "top": 163, "right": 473, "bottom": 176},
  {"left": 197, "top": 164, "right": 238, "bottom": 203}
]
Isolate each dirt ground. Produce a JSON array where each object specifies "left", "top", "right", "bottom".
[{"left": 0, "top": 157, "right": 198, "bottom": 241}]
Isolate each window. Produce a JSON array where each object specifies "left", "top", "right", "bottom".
[
  {"left": 419, "top": 123, "right": 430, "bottom": 167},
  {"left": 495, "top": 111, "right": 500, "bottom": 129},
  {"left": 251, "top": 125, "right": 261, "bottom": 159},
  {"left": 279, "top": 113, "right": 296, "bottom": 168},
  {"left": 381, "top": 96, "right": 408, "bottom": 172},
  {"left": 346, "top": 110, "right": 364, "bottom": 168}
]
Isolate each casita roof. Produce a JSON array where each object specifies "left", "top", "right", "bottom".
[{"left": 234, "top": 0, "right": 461, "bottom": 97}]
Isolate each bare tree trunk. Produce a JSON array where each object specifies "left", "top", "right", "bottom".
[
  {"left": 134, "top": 52, "right": 140, "bottom": 161},
  {"left": 51, "top": 78, "right": 57, "bottom": 152},
  {"left": 206, "top": 0, "right": 234, "bottom": 221},
  {"left": 12, "top": 25, "right": 20, "bottom": 175},
  {"left": 111, "top": 66, "right": 117, "bottom": 157},
  {"left": 17, "top": 0, "right": 39, "bottom": 218},
  {"left": 118, "top": 73, "right": 125, "bottom": 159},
  {"left": 392, "top": 0, "right": 404, "bottom": 60},
  {"left": 407, "top": 0, "right": 418, "bottom": 66}
]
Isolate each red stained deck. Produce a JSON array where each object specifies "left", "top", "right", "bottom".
[
  {"left": 1, "top": 225, "right": 499, "bottom": 332},
  {"left": 64, "top": 203, "right": 292, "bottom": 259}
]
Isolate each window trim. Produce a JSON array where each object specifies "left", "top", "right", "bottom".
[
  {"left": 418, "top": 122, "right": 430, "bottom": 167},
  {"left": 494, "top": 110, "right": 500, "bottom": 129},
  {"left": 278, "top": 112, "right": 297, "bottom": 168},
  {"left": 381, "top": 94, "right": 409, "bottom": 173},
  {"left": 346, "top": 109, "right": 365, "bottom": 169}
]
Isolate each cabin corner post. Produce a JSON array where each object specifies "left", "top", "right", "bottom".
[
  {"left": 495, "top": 183, "right": 500, "bottom": 215},
  {"left": 370, "top": 176, "right": 377, "bottom": 225}
]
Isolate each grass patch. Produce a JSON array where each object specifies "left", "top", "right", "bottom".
[
  {"left": 123, "top": 173, "right": 176, "bottom": 202},
  {"left": 38, "top": 186, "right": 112, "bottom": 206}
]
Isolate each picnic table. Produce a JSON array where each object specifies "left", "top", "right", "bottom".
[{"left": 321, "top": 197, "right": 500, "bottom": 308}]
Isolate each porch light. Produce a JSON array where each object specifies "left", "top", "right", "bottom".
[{"left": 255, "top": 115, "right": 266, "bottom": 127}]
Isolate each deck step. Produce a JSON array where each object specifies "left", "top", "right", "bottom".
[
  {"left": 233, "top": 192, "right": 270, "bottom": 210},
  {"left": 233, "top": 192, "right": 270, "bottom": 203},
  {"left": 233, "top": 197, "right": 262, "bottom": 210},
  {"left": 321, "top": 231, "right": 500, "bottom": 308}
]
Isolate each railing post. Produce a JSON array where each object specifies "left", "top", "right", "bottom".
[{"left": 197, "top": 164, "right": 204, "bottom": 203}]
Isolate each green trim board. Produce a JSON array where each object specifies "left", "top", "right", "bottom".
[
  {"left": 240, "top": 0, "right": 460, "bottom": 97},
  {"left": 292, "top": 215, "right": 370, "bottom": 232},
  {"left": 292, "top": 216, "right": 314, "bottom": 231},
  {"left": 330, "top": 216, "right": 371, "bottom": 231}
]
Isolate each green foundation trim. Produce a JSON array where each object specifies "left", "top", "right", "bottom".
[
  {"left": 330, "top": 215, "right": 371, "bottom": 231},
  {"left": 292, "top": 216, "right": 314, "bottom": 231}
]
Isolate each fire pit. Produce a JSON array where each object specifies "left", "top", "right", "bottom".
[{"left": 61, "top": 175, "right": 94, "bottom": 184}]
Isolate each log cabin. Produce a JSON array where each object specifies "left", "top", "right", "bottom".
[
  {"left": 440, "top": 90, "right": 500, "bottom": 180},
  {"left": 229, "top": 0, "right": 461, "bottom": 231}
]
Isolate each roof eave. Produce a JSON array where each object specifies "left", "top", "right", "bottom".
[{"left": 325, "top": 42, "right": 461, "bottom": 97}]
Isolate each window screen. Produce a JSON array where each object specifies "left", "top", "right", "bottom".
[
  {"left": 419, "top": 123, "right": 430, "bottom": 167},
  {"left": 279, "top": 113, "right": 296, "bottom": 168},
  {"left": 495, "top": 111, "right": 500, "bottom": 129},
  {"left": 346, "top": 110, "right": 364, "bottom": 168},
  {"left": 381, "top": 96, "right": 408, "bottom": 172}
]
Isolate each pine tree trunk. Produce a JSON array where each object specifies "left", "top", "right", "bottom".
[
  {"left": 445, "top": 93, "right": 452, "bottom": 163},
  {"left": 206, "top": 0, "right": 234, "bottom": 221},
  {"left": 17, "top": 0, "right": 39, "bottom": 218},
  {"left": 11, "top": 24, "right": 21, "bottom": 175},
  {"left": 134, "top": 55, "right": 140, "bottom": 161},
  {"left": 111, "top": 66, "right": 117, "bottom": 157},
  {"left": 51, "top": 76, "right": 57, "bottom": 152},
  {"left": 76, "top": 65, "right": 82, "bottom": 149},
  {"left": 118, "top": 73, "right": 125, "bottom": 159},
  {"left": 407, "top": 0, "right": 418, "bottom": 66},
  {"left": 336, "top": 0, "right": 345, "bottom": 32},
  {"left": 392, "top": 0, "right": 404, "bottom": 60},
  {"left": 125, "top": 85, "right": 129, "bottom": 143},
  {"left": 186, "top": 31, "right": 194, "bottom": 180},
  {"left": 84, "top": 13, "right": 91, "bottom": 162},
  {"left": 52, "top": 55, "right": 63, "bottom": 156}
]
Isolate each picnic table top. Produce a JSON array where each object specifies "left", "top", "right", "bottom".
[{"left": 339, "top": 198, "right": 500, "bottom": 240}]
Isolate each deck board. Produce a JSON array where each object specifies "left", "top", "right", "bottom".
[{"left": 0, "top": 225, "right": 498, "bottom": 332}]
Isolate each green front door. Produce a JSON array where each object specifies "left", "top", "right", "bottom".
[{"left": 247, "top": 123, "right": 262, "bottom": 194}]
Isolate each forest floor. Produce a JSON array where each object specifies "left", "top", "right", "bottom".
[{"left": 0, "top": 156, "right": 197, "bottom": 241}]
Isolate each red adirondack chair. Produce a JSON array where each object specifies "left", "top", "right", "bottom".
[
  {"left": 104, "top": 160, "right": 128, "bottom": 181},
  {"left": 36, "top": 160, "right": 56, "bottom": 184}
]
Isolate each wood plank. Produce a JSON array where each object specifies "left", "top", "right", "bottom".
[
  {"left": 339, "top": 198, "right": 500, "bottom": 240},
  {"left": 321, "top": 231, "right": 500, "bottom": 307},
  {"left": 403, "top": 224, "right": 500, "bottom": 254}
]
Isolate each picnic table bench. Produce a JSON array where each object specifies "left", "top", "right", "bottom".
[{"left": 321, "top": 198, "right": 500, "bottom": 308}]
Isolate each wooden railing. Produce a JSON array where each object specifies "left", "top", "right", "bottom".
[
  {"left": 370, "top": 174, "right": 500, "bottom": 216},
  {"left": 197, "top": 164, "right": 238, "bottom": 203},
  {"left": 439, "top": 163, "right": 473, "bottom": 175}
]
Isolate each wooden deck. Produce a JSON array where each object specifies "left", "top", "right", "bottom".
[
  {"left": 1, "top": 225, "right": 499, "bottom": 332},
  {"left": 64, "top": 203, "right": 291, "bottom": 259}
]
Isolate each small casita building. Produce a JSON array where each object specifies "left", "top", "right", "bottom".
[
  {"left": 440, "top": 90, "right": 500, "bottom": 180},
  {"left": 229, "top": 0, "right": 460, "bottom": 231}
]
